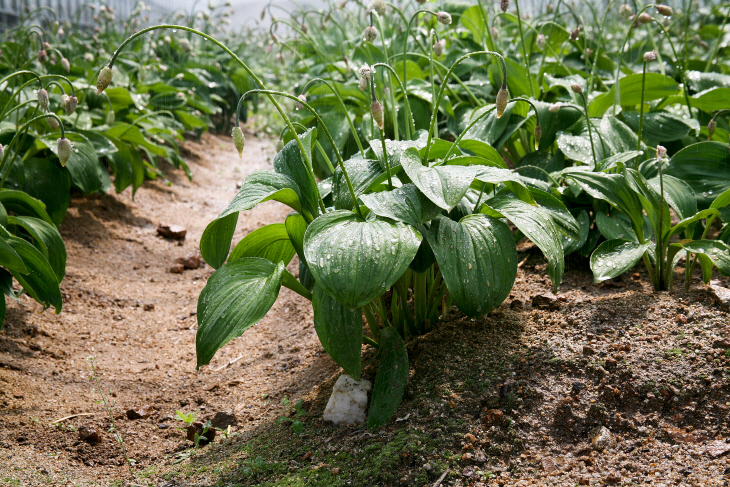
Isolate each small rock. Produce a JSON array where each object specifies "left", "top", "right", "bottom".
[
  {"left": 186, "top": 422, "right": 216, "bottom": 444},
  {"left": 210, "top": 410, "right": 237, "bottom": 430},
  {"left": 605, "top": 471, "right": 621, "bottom": 483},
  {"left": 322, "top": 375, "right": 372, "bottom": 425},
  {"left": 579, "top": 478, "right": 590, "bottom": 485},
  {"left": 582, "top": 345, "right": 595, "bottom": 355},
  {"left": 143, "top": 303, "right": 155, "bottom": 311},
  {"left": 571, "top": 382, "right": 583, "bottom": 394},
  {"left": 157, "top": 423, "right": 168, "bottom": 429},
  {"left": 666, "top": 427, "right": 707, "bottom": 444},
  {"left": 510, "top": 299, "right": 523, "bottom": 309},
  {"left": 531, "top": 293, "right": 560, "bottom": 310},
  {"left": 126, "top": 404, "right": 154, "bottom": 420},
  {"left": 474, "top": 449, "right": 486, "bottom": 463},
  {"left": 157, "top": 223, "right": 187, "bottom": 240},
  {"left": 713, "top": 337, "right": 730, "bottom": 349},
  {"left": 175, "top": 253, "right": 202, "bottom": 269},
  {"left": 303, "top": 451, "right": 313, "bottom": 460},
  {"left": 462, "top": 466, "right": 476, "bottom": 478},
  {"left": 707, "top": 440, "right": 730, "bottom": 458},
  {"left": 709, "top": 281, "right": 730, "bottom": 307},
  {"left": 169, "top": 263, "right": 185, "bottom": 274},
  {"left": 78, "top": 424, "right": 101, "bottom": 444},
  {"left": 541, "top": 456, "right": 556, "bottom": 472},
  {"left": 331, "top": 467, "right": 340, "bottom": 475},
  {"left": 589, "top": 426, "right": 616, "bottom": 451},
  {"left": 482, "top": 408, "right": 504, "bottom": 426}
]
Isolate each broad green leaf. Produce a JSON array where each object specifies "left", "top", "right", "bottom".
[
  {"left": 23, "top": 158, "right": 70, "bottom": 226},
  {"left": 303, "top": 210, "right": 422, "bottom": 309},
  {"left": 273, "top": 129, "right": 320, "bottom": 219},
  {"left": 107, "top": 137, "right": 145, "bottom": 196},
  {"left": 0, "top": 233, "right": 27, "bottom": 275},
  {"left": 196, "top": 258, "right": 285, "bottom": 367},
  {"left": 596, "top": 211, "right": 640, "bottom": 242},
  {"left": 648, "top": 175, "right": 697, "bottom": 221},
  {"left": 590, "top": 73, "right": 680, "bottom": 117},
  {"left": 667, "top": 209, "right": 719, "bottom": 239},
  {"left": 200, "top": 213, "right": 238, "bottom": 270},
  {"left": 333, "top": 156, "right": 385, "bottom": 210},
  {"left": 229, "top": 224, "right": 296, "bottom": 266},
  {"left": 0, "top": 190, "right": 53, "bottom": 226},
  {"left": 590, "top": 239, "right": 652, "bottom": 282},
  {"left": 367, "top": 327, "right": 408, "bottom": 429},
  {"left": 485, "top": 196, "right": 564, "bottom": 291},
  {"left": 534, "top": 100, "right": 583, "bottom": 150},
  {"left": 562, "top": 210, "right": 590, "bottom": 255},
  {"left": 425, "top": 214, "right": 517, "bottom": 317},
  {"left": 462, "top": 105, "right": 514, "bottom": 146},
  {"left": 7, "top": 216, "right": 66, "bottom": 281},
  {"left": 41, "top": 133, "right": 108, "bottom": 195},
  {"left": 400, "top": 148, "right": 478, "bottom": 210},
  {"left": 711, "top": 188, "right": 730, "bottom": 222},
  {"left": 666, "top": 142, "right": 730, "bottom": 208},
  {"left": 529, "top": 188, "right": 581, "bottom": 241},
  {"left": 456, "top": 139, "right": 506, "bottom": 168},
  {"left": 285, "top": 213, "right": 308, "bottom": 264},
  {"left": 6, "top": 235, "right": 61, "bottom": 312},
  {"left": 360, "top": 184, "right": 442, "bottom": 227},
  {"left": 472, "top": 167, "right": 535, "bottom": 205},
  {"left": 313, "top": 284, "right": 363, "bottom": 380},
  {"left": 622, "top": 111, "right": 694, "bottom": 142},
  {"left": 682, "top": 240, "right": 730, "bottom": 278}
]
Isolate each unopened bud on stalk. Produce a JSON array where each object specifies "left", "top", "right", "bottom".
[
  {"left": 571, "top": 83, "right": 583, "bottom": 95},
  {"left": 656, "top": 145, "right": 667, "bottom": 160},
  {"left": 569, "top": 27, "right": 580, "bottom": 41},
  {"left": 433, "top": 39, "right": 445, "bottom": 58},
  {"left": 359, "top": 76, "right": 369, "bottom": 91},
  {"left": 47, "top": 116, "right": 59, "bottom": 130},
  {"left": 534, "top": 123, "right": 542, "bottom": 150},
  {"left": 436, "top": 11, "right": 452, "bottom": 25},
  {"left": 708, "top": 119, "right": 717, "bottom": 140},
  {"left": 364, "top": 25, "right": 378, "bottom": 43},
  {"left": 296, "top": 94, "right": 306, "bottom": 110},
  {"left": 500, "top": 0, "right": 509, "bottom": 13},
  {"left": 359, "top": 64, "right": 371, "bottom": 82},
  {"left": 37, "top": 49, "right": 48, "bottom": 63},
  {"left": 585, "top": 48, "right": 593, "bottom": 58},
  {"left": 58, "top": 27, "right": 65, "bottom": 37},
  {"left": 490, "top": 27, "right": 499, "bottom": 40},
  {"left": 96, "top": 65, "right": 113, "bottom": 94},
  {"left": 636, "top": 12, "right": 652, "bottom": 24},
  {"left": 656, "top": 5, "right": 672, "bottom": 16},
  {"left": 536, "top": 33, "right": 546, "bottom": 51},
  {"left": 549, "top": 103, "right": 562, "bottom": 113},
  {"left": 232, "top": 126, "right": 245, "bottom": 159},
  {"left": 57, "top": 137, "right": 72, "bottom": 167},
  {"left": 619, "top": 4, "right": 632, "bottom": 20},
  {"left": 367, "top": 0, "right": 386, "bottom": 16},
  {"left": 371, "top": 100, "right": 384, "bottom": 130},
  {"left": 301, "top": 23, "right": 308, "bottom": 34},
  {"left": 107, "top": 110, "right": 115, "bottom": 125},
  {"left": 643, "top": 50, "right": 658, "bottom": 62},
  {"left": 0, "top": 144, "right": 4, "bottom": 161},
  {"left": 546, "top": 3, "right": 554, "bottom": 14},
  {"left": 61, "top": 57, "right": 70, "bottom": 72},
  {"left": 495, "top": 85, "right": 509, "bottom": 118},
  {"left": 37, "top": 88, "right": 49, "bottom": 111},
  {"left": 63, "top": 95, "right": 78, "bottom": 115}
]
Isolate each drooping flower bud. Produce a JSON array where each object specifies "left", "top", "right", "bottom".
[
  {"left": 636, "top": 12, "right": 653, "bottom": 24},
  {"left": 569, "top": 27, "right": 580, "bottom": 41},
  {"left": 47, "top": 116, "right": 59, "bottom": 130},
  {"left": 656, "top": 5, "right": 672, "bottom": 16},
  {"left": 96, "top": 65, "right": 113, "bottom": 94},
  {"left": 359, "top": 76, "right": 369, "bottom": 91},
  {"left": 84, "top": 52, "right": 95, "bottom": 63},
  {"left": 500, "top": 0, "right": 509, "bottom": 13},
  {"left": 301, "top": 23, "right": 308, "bottom": 34},
  {"left": 107, "top": 110, "right": 115, "bottom": 125},
  {"left": 708, "top": 119, "right": 717, "bottom": 140},
  {"left": 0, "top": 144, "right": 4, "bottom": 161},
  {"left": 232, "top": 126, "right": 245, "bottom": 158},
  {"left": 359, "top": 63, "right": 372, "bottom": 91},
  {"left": 296, "top": 94, "right": 306, "bottom": 110},
  {"left": 585, "top": 48, "right": 593, "bottom": 58},
  {"left": 490, "top": 27, "right": 499, "bottom": 40},
  {"left": 495, "top": 85, "right": 509, "bottom": 118},
  {"left": 619, "top": 4, "right": 632, "bottom": 20},
  {"left": 571, "top": 83, "right": 583, "bottom": 95},
  {"left": 37, "top": 88, "right": 49, "bottom": 111},
  {"left": 436, "top": 11, "right": 452, "bottom": 25},
  {"left": 57, "top": 137, "right": 73, "bottom": 167},
  {"left": 63, "top": 95, "right": 78, "bottom": 115},
  {"left": 536, "top": 33, "right": 546, "bottom": 51},
  {"left": 546, "top": 3, "right": 554, "bottom": 14},
  {"left": 656, "top": 145, "right": 667, "bottom": 160},
  {"left": 37, "top": 50, "right": 48, "bottom": 63},
  {"left": 371, "top": 100, "right": 384, "bottom": 130},
  {"left": 643, "top": 50, "right": 658, "bottom": 62},
  {"left": 364, "top": 25, "right": 378, "bottom": 43},
  {"left": 534, "top": 123, "right": 542, "bottom": 150},
  {"left": 433, "top": 39, "right": 445, "bottom": 58},
  {"left": 549, "top": 103, "right": 562, "bottom": 113},
  {"left": 367, "top": 0, "right": 386, "bottom": 16},
  {"left": 61, "top": 57, "right": 70, "bottom": 72}
]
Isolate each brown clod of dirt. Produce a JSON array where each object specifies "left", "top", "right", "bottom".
[
  {"left": 186, "top": 422, "right": 216, "bottom": 444},
  {"left": 209, "top": 410, "right": 237, "bottom": 430},
  {"left": 126, "top": 404, "right": 154, "bottom": 420},
  {"left": 175, "top": 253, "right": 202, "bottom": 269},
  {"left": 156, "top": 222, "right": 187, "bottom": 240},
  {"left": 169, "top": 262, "right": 185, "bottom": 274},
  {"left": 707, "top": 440, "right": 730, "bottom": 458},
  {"left": 531, "top": 293, "right": 560, "bottom": 310},
  {"left": 78, "top": 424, "right": 102, "bottom": 444}
]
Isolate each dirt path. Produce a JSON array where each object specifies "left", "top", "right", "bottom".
[{"left": 0, "top": 133, "right": 339, "bottom": 486}]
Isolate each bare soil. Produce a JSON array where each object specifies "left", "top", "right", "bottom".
[{"left": 1, "top": 134, "right": 730, "bottom": 487}]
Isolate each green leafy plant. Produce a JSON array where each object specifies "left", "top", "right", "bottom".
[{"left": 277, "top": 398, "right": 306, "bottom": 434}]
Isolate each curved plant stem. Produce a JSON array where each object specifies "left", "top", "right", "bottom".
[
  {"left": 513, "top": 0, "right": 536, "bottom": 98},
  {"left": 0, "top": 113, "right": 64, "bottom": 189},
  {"left": 636, "top": 60, "right": 647, "bottom": 167},
  {"left": 372, "top": 63, "right": 415, "bottom": 140}
]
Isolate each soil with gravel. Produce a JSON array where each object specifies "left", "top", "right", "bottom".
[{"left": 1, "top": 133, "right": 730, "bottom": 487}]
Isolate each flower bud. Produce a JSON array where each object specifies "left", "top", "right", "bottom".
[
  {"left": 364, "top": 25, "right": 378, "bottom": 43},
  {"left": 57, "top": 137, "right": 72, "bottom": 167},
  {"left": 47, "top": 116, "right": 59, "bottom": 130},
  {"left": 368, "top": 0, "right": 386, "bottom": 16},
  {"left": 433, "top": 39, "right": 445, "bottom": 58},
  {"left": 636, "top": 12, "right": 652, "bottom": 24},
  {"left": 534, "top": 123, "right": 542, "bottom": 150},
  {"left": 569, "top": 27, "right": 580, "bottom": 41},
  {"left": 495, "top": 86, "right": 509, "bottom": 118},
  {"left": 63, "top": 95, "right": 78, "bottom": 115},
  {"left": 61, "top": 57, "right": 70, "bottom": 72},
  {"left": 619, "top": 4, "right": 632, "bottom": 20},
  {"left": 232, "top": 126, "right": 245, "bottom": 158},
  {"left": 359, "top": 64, "right": 371, "bottom": 80},
  {"left": 0, "top": 144, "right": 4, "bottom": 161},
  {"left": 371, "top": 100, "right": 384, "bottom": 130},
  {"left": 436, "top": 11, "right": 452, "bottom": 25},
  {"left": 656, "top": 145, "right": 667, "bottom": 160},
  {"left": 359, "top": 76, "right": 369, "bottom": 91},
  {"left": 96, "top": 66, "right": 113, "bottom": 95},
  {"left": 58, "top": 27, "right": 65, "bottom": 37},
  {"left": 500, "top": 0, "right": 509, "bottom": 13},
  {"left": 536, "top": 33, "right": 546, "bottom": 51},
  {"left": 37, "top": 50, "right": 48, "bottom": 63},
  {"left": 571, "top": 83, "right": 583, "bottom": 95},
  {"left": 490, "top": 27, "right": 499, "bottom": 40},
  {"left": 296, "top": 94, "right": 306, "bottom": 110},
  {"left": 585, "top": 48, "right": 593, "bottom": 58},
  {"left": 301, "top": 23, "right": 308, "bottom": 34},
  {"left": 549, "top": 103, "right": 562, "bottom": 113},
  {"left": 708, "top": 119, "right": 717, "bottom": 140},
  {"left": 107, "top": 110, "right": 115, "bottom": 125},
  {"left": 37, "top": 88, "right": 49, "bottom": 111},
  {"left": 84, "top": 52, "right": 95, "bottom": 63},
  {"left": 546, "top": 3, "right": 554, "bottom": 14},
  {"left": 656, "top": 5, "right": 672, "bottom": 16},
  {"left": 643, "top": 50, "right": 658, "bottom": 62}
]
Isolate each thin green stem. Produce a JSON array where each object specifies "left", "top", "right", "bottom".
[
  {"left": 513, "top": 0, "right": 535, "bottom": 98},
  {"left": 636, "top": 61, "right": 647, "bottom": 166}
]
